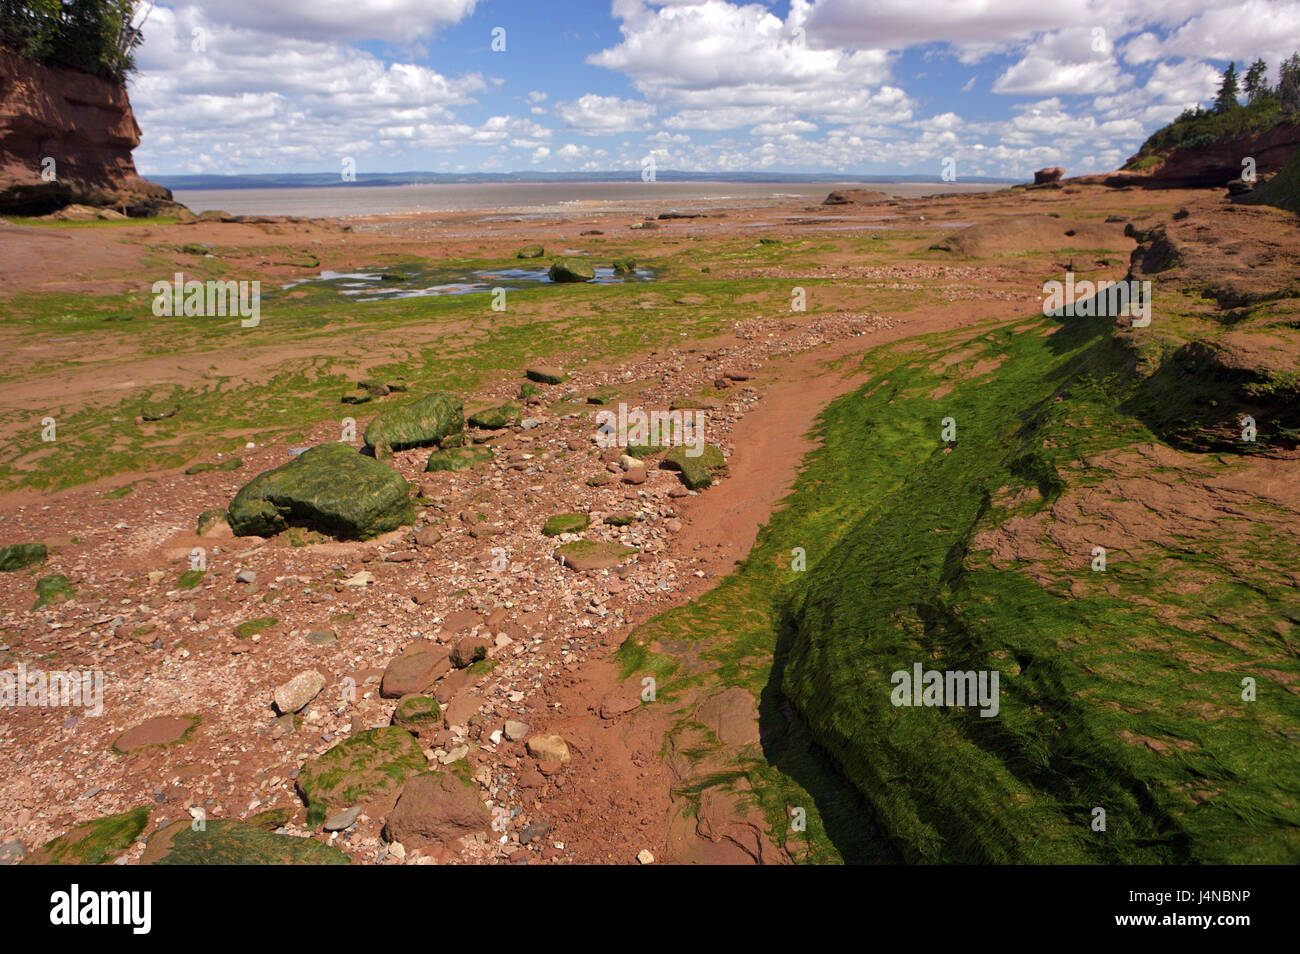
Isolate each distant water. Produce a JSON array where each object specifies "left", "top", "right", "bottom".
[{"left": 170, "top": 180, "right": 1005, "bottom": 219}]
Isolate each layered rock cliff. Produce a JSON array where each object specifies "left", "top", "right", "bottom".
[{"left": 0, "top": 47, "right": 179, "bottom": 216}]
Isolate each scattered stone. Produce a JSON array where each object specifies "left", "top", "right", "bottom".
[
  {"left": 323, "top": 806, "right": 362, "bottom": 832},
  {"left": 637, "top": 849, "right": 655, "bottom": 864},
  {"left": 504, "top": 720, "right": 529, "bottom": 742},
  {"left": 450, "top": 636, "right": 491, "bottom": 669},
  {"left": 525, "top": 734, "right": 571, "bottom": 764},
  {"left": 555, "top": 540, "right": 637, "bottom": 572},
  {"left": 381, "top": 644, "right": 452, "bottom": 698},
  {"left": 235, "top": 569, "right": 257, "bottom": 584},
  {"left": 273, "top": 670, "right": 326, "bottom": 714}
]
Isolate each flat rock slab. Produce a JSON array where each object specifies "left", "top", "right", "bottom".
[
  {"left": 380, "top": 644, "right": 451, "bottom": 698},
  {"left": 695, "top": 688, "right": 760, "bottom": 748},
  {"left": 555, "top": 540, "right": 637, "bottom": 571},
  {"left": 112, "top": 715, "right": 199, "bottom": 753},
  {"left": 525, "top": 733, "right": 571, "bottom": 764}
]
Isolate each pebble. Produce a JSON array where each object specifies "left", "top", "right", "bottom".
[{"left": 235, "top": 569, "right": 256, "bottom": 584}]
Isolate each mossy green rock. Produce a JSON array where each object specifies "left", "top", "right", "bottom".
[
  {"left": 548, "top": 258, "right": 595, "bottom": 283},
  {"left": 297, "top": 727, "right": 427, "bottom": 829},
  {"left": 425, "top": 445, "right": 494, "bottom": 473},
  {"left": 517, "top": 244, "right": 545, "bottom": 258},
  {"left": 363, "top": 391, "right": 464, "bottom": 453},
  {"left": 519, "top": 381, "right": 543, "bottom": 400},
  {"left": 23, "top": 806, "right": 150, "bottom": 865},
  {"left": 227, "top": 443, "right": 414, "bottom": 540},
  {"left": 0, "top": 542, "right": 46, "bottom": 572},
  {"left": 177, "top": 569, "right": 204, "bottom": 589},
  {"left": 612, "top": 258, "right": 637, "bottom": 275},
  {"left": 34, "top": 574, "right": 75, "bottom": 608},
  {"left": 392, "top": 695, "right": 442, "bottom": 735},
  {"left": 196, "top": 508, "right": 228, "bottom": 536},
  {"left": 525, "top": 365, "right": 567, "bottom": 385},
  {"left": 467, "top": 402, "right": 520, "bottom": 430},
  {"left": 543, "top": 513, "right": 590, "bottom": 536},
  {"left": 662, "top": 444, "right": 727, "bottom": 490},
  {"left": 141, "top": 819, "right": 348, "bottom": 865}
]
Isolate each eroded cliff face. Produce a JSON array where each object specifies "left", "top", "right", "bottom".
[
  {"left": 0, "top": 47, "right": 178, "bottom": 215},
  {"left": 1073, "top": 122, "right": 1300, "bottom": 189}
]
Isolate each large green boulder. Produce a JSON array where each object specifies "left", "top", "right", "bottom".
[
  {"left": 23, "top": 807, "right": 150, "bottom": 865},
  {"left": 548, "top": 258, "right": 595, "bottom": 283},
  {"left": 0, "top": 542, "right": 46, "bottom": 572},
  {"left": 226, "top": 443, "right": 414, "bottom": 540},
  {"left": 141, "top": 819, "right": 349, "bottom": 865},
  {"left": 297, "top": 727, "right": 427, "bottom": 829},
  {"left": 517, "top": 244, "right": 545, "bottom": 259},
  {"left": 363, "top": 391, "right": 464, "bottom": 453}
]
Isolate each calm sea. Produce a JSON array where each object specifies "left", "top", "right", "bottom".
[{"left": 169, "top": 180, "right": 1006, "bottom": 219}]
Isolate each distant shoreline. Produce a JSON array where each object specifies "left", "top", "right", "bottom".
[{"left": 168, "top": 179, "right": 1010, "bottom": 219}]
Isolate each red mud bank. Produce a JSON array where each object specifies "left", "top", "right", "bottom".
[{"left": 0, "top": 47, "right": 177, "bottom": 216}]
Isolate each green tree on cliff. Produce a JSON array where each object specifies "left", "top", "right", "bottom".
[
  {"left": 1214, "top": 62, "right": 1240, "bottom": 112},
  {"left": 1243, "top": 59, "right": 1270, "bottom": 104},
  {"left": 0, "top": 0, "right": 146, "bottom": 79}
]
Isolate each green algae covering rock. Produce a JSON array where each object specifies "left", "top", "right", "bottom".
[
  {"left": 363, "top": 391, "right": 464, "bottom": 453},
  {"left": 542, "top": 513, "right": 589, "bottom": 536},
  {"left": 0, "top": 542, "right": 46, "bottom": 572},
  {"left": 548, "top": 258, "right": 595, "bottom": 283},
  {"left": 425, "top": 445, "right": 494, "bottom": 473},
  {"left": 22, "top": 806, "right": 150, "bottom": 865},
  {"left": 555, "top": 540, "right": 637, "bottom": 571},
  {"left": 296, "top": 726, "right": 427, "bottom": 829},
  {"left": 141, "top": 819, "right": 349, "bottom": 865},
  {"left": 392, "top": 695, "right": 443, "bottom": 737},
  {"left": 227, "top": 443, "right": 414, "bottom": 540},
  {"left": 516, "top": 244, "right": 545, "bottom": 258},
  {"left": 661, "top": 443, "right": 727, "bottom": 490},
  {"left": 467, "top": 402, "right": 520, "bottom": 430}
]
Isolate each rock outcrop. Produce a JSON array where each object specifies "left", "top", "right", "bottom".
[
  {"left": 1077, "top": 122, "right": 1300, "bottom": 189},
  {"left": 0, "top": 48, "right": 180, "bottom": 216}
]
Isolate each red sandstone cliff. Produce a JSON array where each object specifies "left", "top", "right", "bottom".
[
  {"left": 0, "top": 47, "right": 179, "bottom": 215},
  {"left": 1072, "top": 121, "right": 1300, "bottom": 189}
]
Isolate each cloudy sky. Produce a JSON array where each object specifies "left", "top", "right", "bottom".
[{"left": 129, "top": 0, "right": 1300, "bottom": 178}]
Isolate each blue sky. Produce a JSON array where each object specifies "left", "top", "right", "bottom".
[{"left": 128, "top": 1, "right": 1300, "bottom": 179}]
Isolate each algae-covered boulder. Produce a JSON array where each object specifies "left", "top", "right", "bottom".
[
  {"left": 612, "top": 258, "right": 636, "bottom": 275},
  {"left": 525, "top": 365, "right": 566, "bottom": 385},
  {"left": 296, "top": 726, "right": 427, "bottom": 829},
  {"left": 425, "top": 446, "right": 494, "bottom": 473},
  {"left": 363, "top": 391, "right": 464, "bottom": 454},
  {"left": 548, "top": 258, "right": 595, "bottom": 283},
  {"left": 226, "top": 443, "right": 414, "bottom": 540},
  {"left": 661, "top": 444, "right": 727, "bottom": 490},
  {"left": 517, "top": 244, "right": 545, "bottom": 259},
  {"left": 141, "top": 819, "right": 349, "bottom": 865},
  {"left": 467, "top": 402, "right": 520, "bottom": 430},
  {"left": 543, "top": 513, "right": 589, "bottom": 536},
  {"left": 22, "top": 806, "right": 150, "bottom": 865},
  {"left": 392, "top": 695, "right": 442, "bottom": 737},
  {"left": 0, "top": 542, "right": 46, "bottom": 572},
  {"left": 33, "top": 574, "right": 75, "bottom": 608}
]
